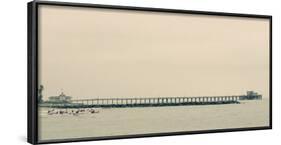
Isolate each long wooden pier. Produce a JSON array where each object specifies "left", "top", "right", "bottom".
[{"left": 40, "top": 91, "right": 262, "bottom": 108}]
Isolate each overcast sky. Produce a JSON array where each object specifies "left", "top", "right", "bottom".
[{"left": 38, "top": 5, "right": 270, "bottom": 100}]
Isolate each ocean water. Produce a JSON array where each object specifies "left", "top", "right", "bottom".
[{"left": 38, "top": 99, "right": 270, "bottom": 141}]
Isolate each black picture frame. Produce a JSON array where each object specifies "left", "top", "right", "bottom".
[{"left": 28, "top": 1, "right": 272, "bottom": 144}]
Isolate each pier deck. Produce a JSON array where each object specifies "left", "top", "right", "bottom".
[{"left": 71, "top": 96, "right": 241, "bottom": 108}]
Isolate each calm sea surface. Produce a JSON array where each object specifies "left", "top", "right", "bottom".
[{"left": 38, "top": 99, "right": 269, "bottom": 141}]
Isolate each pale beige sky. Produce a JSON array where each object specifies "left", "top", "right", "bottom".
[{"left": 38, "top": 5, "right": 270, "bottom": 100}]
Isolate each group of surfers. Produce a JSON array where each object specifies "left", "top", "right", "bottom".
[{"left": 47, "top": 108, "right": 99, "bottom": 115}]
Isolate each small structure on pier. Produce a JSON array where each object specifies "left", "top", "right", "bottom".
[
  {"left": 48, "top": 92, "right": 72, "bottom": 104},
  {"left": 239, "top": 91, "right": 262, "bottom": 100}
]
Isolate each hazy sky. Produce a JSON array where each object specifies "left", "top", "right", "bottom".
[{"left": 38, "top": 5, "right": 270, "bottom": 100}]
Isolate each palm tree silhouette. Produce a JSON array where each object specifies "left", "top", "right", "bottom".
[{"left": 38, "top": 85, "right": 44, "bottom": 103}]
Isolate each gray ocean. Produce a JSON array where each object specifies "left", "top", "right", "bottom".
[{"left": 38, "top": 99, "right": 269, "bottom": 141}]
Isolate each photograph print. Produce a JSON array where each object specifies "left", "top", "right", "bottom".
[{"left": 28, "top": 1, "right": 272, "bottom": 144}]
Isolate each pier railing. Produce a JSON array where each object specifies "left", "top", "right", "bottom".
[{"left": 67, "top": 96, "right": 244, "bottom": 108}]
